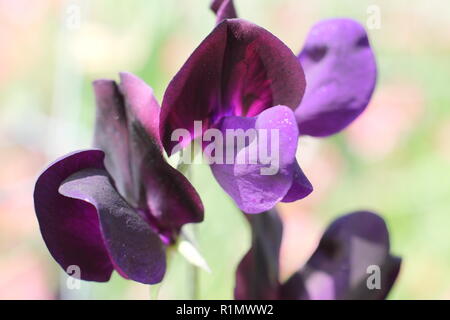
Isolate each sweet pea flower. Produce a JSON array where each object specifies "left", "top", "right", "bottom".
[
  {"left": 34, "top": 73, "right": 204, "bottom": 284},
  {"left": 235, "top": 210, "right": 401, "bottom": 300},
  {"left": 211, "top": 0, "right": 377, "bottom": 137},
  {"left": 160, "top": 15, "right": 312, "bottom": 214}
]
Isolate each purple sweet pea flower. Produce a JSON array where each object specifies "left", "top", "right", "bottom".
[
  {"left": 211, "top": 1, "right": 377, "bottom": 137},
  {"left": 160, "top": 17, "right": 312, "bottom": 214},
  {"left": 235, "top": 210, "right": 401, "bottom": 300},
  {"left": 34, "top": 73, "right": 204, "bottom": 284}
]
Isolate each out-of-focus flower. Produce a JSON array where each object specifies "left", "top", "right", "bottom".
[
  {"left": 296, "top": 19, "right": 377, "bottom": 136},
  {"left": 235, "top": 210, "right": 401, "bottom": 300},
  {"left": 212, "top": 1, "right": 377, "bottom": 138},
  {"left": 34, "top": 73, "right": 204, "bottom": 284},
  {"left": 160, "top": 15, "right": 312, "bottom": 214}
]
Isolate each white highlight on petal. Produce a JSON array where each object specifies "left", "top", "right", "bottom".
[{"left": 178, "top": 240, "right": 211, "bottom": 273}]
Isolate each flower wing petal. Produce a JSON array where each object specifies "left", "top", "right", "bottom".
[
  {"left": 59, "top": 167, "right": 166, "bottom": 285},
  {"left": 33, "top": 150, "right": 114, "bottom": 282},
  {"left": 210, "top": 106, "right": 311, "bottom": 213},
  {"left": 93, "top": 79, "right": 135, "bottom": 203}
]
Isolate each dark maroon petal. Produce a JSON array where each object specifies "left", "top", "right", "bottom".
[
  {"left": 93, "top": 72, "right": 162, "bottom": 207},
  {"left": 281, "top": 211, "right": 401, "bottom": 300},
  {"left": 59, "top": 167, "right": 166, "bottom": 285},
  {"left": 235, "top": 209, "right": 282, "bottom": 300},
  {"left": 210, "top": 106, "right": 310, "bottom": 213},
  {"left": 210, "top": 0, "right": 237, "bottom": 23},
  {"left": 116, "top": 72, "right": 164, "bottom": 209},
  {"left": 296, "top": 19, "right": 377, "bottom": 137},
  {"left": 119, "top": 72, "right": 162, "bottom": 144},
  {"left": 279, "top": 272, "right": 310, "bottom": 300},
  {"left": 33, "top": 150, "right": 114, "bottom": 282},
  {"left": 94, "top": 73, "right": 203, "bottom": 233},
  {"left": 161, "top": 19, "right": 305, "bottom": 154},
  {"left": 93, "top": 79, "right": 135, "bottom": 204},
  {"left": 117, "top": 74, "right": 201, "bottom": 228}
]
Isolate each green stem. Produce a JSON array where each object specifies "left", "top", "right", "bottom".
[
  {"left": 181, "top": 224, "right": 201, "bottom": 300},
  {"left": 149, "top": 282, "right": 162, "bottom": 300},
  {"left": 176, "top": 159, "right": 200, "bottom": 299},
  {"left": 190, "top": 258, "right": 200, "bottom": 300}
]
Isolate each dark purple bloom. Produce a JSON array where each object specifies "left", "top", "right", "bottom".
[
  {"left": 212, "top": 1, "right": 377, "bottom": 137},
  {"left": 34, "top": 73, "right": 204, "bottom": 284},
  {"left": 160, "top": 18, "right": 312, "bottom": 214},
  {"left": 235, "top": 210, "right": 401, "bottom": 300}
]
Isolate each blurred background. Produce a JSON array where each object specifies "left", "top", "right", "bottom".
[{"left": 0, "top": 0, "right": 449, "bottom": 299}]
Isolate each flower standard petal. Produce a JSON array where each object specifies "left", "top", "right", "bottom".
[
  {"left": 160, "top": 19, "right": 305, "bottom": 154},
  {"left": 119, "top": 73, "right": 204, "bottom": 234},
  {"left": 119, "top": 72, "right": 162, "bottom": 148},
  {"left": 93, "top": 72, "right": 163, "bottom": 207},
  {"left": 296, "top": 19, "right": 377, "bottom": 137},
  {"left": 93, "top": 79, "right": 135, "bottom": 204},
  {"left": 94, "top": 73, "right": 204, "bottom": 235},
  {"left": 33, "top": 150, "right": 114, "bottom": 282},
  {"left": 59, "top": 167, "right": 166, "bottom": 285}
]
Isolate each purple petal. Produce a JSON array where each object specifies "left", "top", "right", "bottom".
[
  {"left": 235, "top": 209, "right": 283, "bottom": 299},
  {"left": 160, "top": 19, "right": 305, "bottom": 154},
  {"left": 139, "top": 156, "right": 204, "bottom": 239},
  {"left": 93, "top": 72, "right": 162, "bottom": 206},
  {"left": 93, "top": 73, "right": 204, "bottom": 233},
  {"left": 119, "top": 72, "right": 162, "bottom": 144},
  {"left": 296, "top": 19, "right": 377, "bottom": 137},
  {"left": 59, "top": 167, "right": 166, "bottom": 285},
  {"left": 33, "top": 150, "right": 114, "bottom": 282},
  {"left": 210, "top": 106, "right": 311, "bottom": 213},
  {"left": 93, "top": 79, "right": 135, "bottom": 204},
  {"left": 281, "top": 211, "right": 401, "bottom": 300},
  {"left": 281, "top": 161, "right": 313, "bottom": 203},
  {"left": 94, "top": 73, "right": 162, "bottom": 206},
  {"left": 210, "top": 0, "right": 237, "bottom": 23}
]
